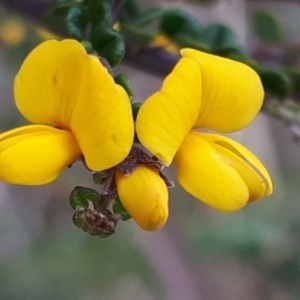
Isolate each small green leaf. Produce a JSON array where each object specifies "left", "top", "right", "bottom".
[
  {"left": 129, "top": 7, "right": 165, "bottom": 27},
  {"left": 203, "top": 24, "right": 237, "bottom": 49},
  {"left": 69, "top": 186, "right": 101, "bottom": 210},
  {"left": 87, "top": 0, "right": 111, "bottom": 27},
  {"left": 131, "top": 102, "right": 142, "bottom": 121},
  {"left": 212, "top": 46, "right": 249, "bottom": 63},
  {"left": 91, "top": 27, "right": 125, "bottom": 67},
  {"left": 120, "top": 24, "right": 155, "bottom": 45},
  {"left": 93, "top": 172, "right": 109, "bottom": 185},
  {"left": 113, "top": 198, "right": 131, "bottom": 221},
  {"left": 44, "top": 0, "right": 73, "bottom": 18},
  {"left": 114, "top": 74, "right": 134, "bottom": 99},
  {"left": 259, "top": 68, "right": 292, "bottom": 100},
  {"left": 170, "top": 33, "right": 209, "bottom": 52},
  {"left": 285, "top": 68, "right": 300, "bottom": 96},
  {"left": 159, "top": 9, "right": 203, "bottom": 39},
  {"left": 66, "top": 5, "right": 88, "bottom": 40},
  {"left": 253, "top": 10, "right": 283, "bottom": 45},
  {"left": 124, "top": 0, "right": 140, "bottom": 19},
  {"left": 81, "top": 40, "right": 93, "bottom": 53}
]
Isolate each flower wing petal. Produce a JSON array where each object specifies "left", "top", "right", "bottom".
[
  {"left": 115, "top": 165, "right": 169, "bottom": 231},
  {"left": 15, "top": 39, "right": 134, "bottom": 170},
  {"left": 174, "top": 131, "right": 249, "bottom": 212},
  {"left": 0, "top": 125, "right": 81, "bottom": 185},
  {"left": 136, "top": 57, "right": 202, "bottom": 165},
  {"left": 181, "top": 49, "right": 264, "bottom": 132},
  {"left": 200, "top": 133, "right": 273, "bottom": 199}
]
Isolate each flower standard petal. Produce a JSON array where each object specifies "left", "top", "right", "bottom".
[
  {"left": 199, "top": 133, "right": 273, "bottom": 200},
  {"left": 174, "top": 131, "right": 249, "bottom": 212},
  {"left": 15, "top": 39, "right": 134, "bottom": 171},
  {"left": 136, "top": 57, "right": 202, "bottom": 166},
  {"left": 181, "top": 48, "right": 264, "bottom": 132},
  {"left": 0, "top": 125, "right": 81, "bottom": 185},
  {"left": 14, "top": 39, "right": 88, "bottom": 126},
  {"left": 115, "top": 165, "right": 169, "bottom": 231}
]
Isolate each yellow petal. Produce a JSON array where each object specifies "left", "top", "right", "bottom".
[
  {"left": 174, "top": 131, "right": 249, "bottom": 212},
  {"left": 0, "top": 125, "right": 81, "bottom": 185},
  {"left": 15, "top": 39, "right": 134, "bottom": 170},
  {"left": 199, "top": 133, "right": 273, "bottom": 200},
  {"left": 181, "top": 49, "right": 264, "bottom": 132},
  {"left": 136, "top": 57, "right": 202, "bottom": 165},
  {"left": 150, "top": 34, "right": 179, "bottom": 54},
  {"left": 115, "top": 165, "right": 169, "bottom": 231}
]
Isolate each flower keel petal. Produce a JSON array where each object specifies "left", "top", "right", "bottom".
[
  {"left": 199, "top": 133, "right": 273, "bottom": 199},
  {"left": 174, "top": 131, "right": 249, "bottom": 212}
]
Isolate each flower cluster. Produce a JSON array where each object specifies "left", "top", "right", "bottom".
[{"left": 0, "top": 39, "right": 273, "bottom": 233}]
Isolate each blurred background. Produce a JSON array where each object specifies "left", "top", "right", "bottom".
[{"left": 0, "top": 0, "right": 300, "bottom": 299}]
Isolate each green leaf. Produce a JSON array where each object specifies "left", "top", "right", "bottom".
[
  {"left": 131, "top": 102, "right": 142, "bottom": 121},
  {"left": 66, "top": 5, "right": 88, "bottom": 40},
  {"left": 253, "top": 10, "right": 283, "bottom": 45},
  {"left": 86, "top": 0, "right": 111, "bottom": 27},
  {"left": 129, "top": 7, "right": 165, "bottom": 27},
  {"left": 203, "top": 23, "right": 237, "bottom": 49},
  {"left": 120, "top": 24, "right": 155, "bottom": 45},
  {"left": 114, "top": 74, "right": 134, "bottom": 100},
  {"left": 259, "top": 68, "right": 292, "bottom": 100},
  {"left": 171, "top": 33, "right": 210, "bottom": 52},
  {"left": 93, "top": 172, "right": 109, "bottom": 185},
  {"left": 113, "top": 198, "right": 132, "bottom": 221},
  {"left": 81, "top": 40, "right": 93, "bottom": 53},
  {"left": 91, "top": 27, "right": 125, "bottom": 67},
  {"left": 69, "top": 186, "right": 101, "bottom": 210},
  {"left": 212, "top": 46, "right": 249, "bottom": 63},
  {"left": 124, "top": 0, "right": 140, "bottom": 19},
  {"left": 285, "top": 68, "right": 300, "bottom": 96},
  {"left": 159, "top": 9, "right": 203, "bottom": 39},
  {"left": 44, "top": 0, "right": 73, "bottom": 18}
]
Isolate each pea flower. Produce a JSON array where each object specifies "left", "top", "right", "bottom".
[
  {"left": 0, "top": 39, "right": 134, "bottom": 185},
  {"left": 136, "top": 49, "right": 273, "bottom": 213}
]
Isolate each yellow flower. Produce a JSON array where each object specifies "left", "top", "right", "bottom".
[
  {"left": 136, "top": 48, "right": 273, "bottom": 212},
  {"left": 0, "top": 39, "right": 134, "bottom": 185},
  {"left": 0, "top": 18, "right": 26, "bottom": 46},
  {"left": 150, "top": 34, "right": 179, "bottom": 54},
  {"left": 115, "top": 164, "right": 169, "bottom": 231}
]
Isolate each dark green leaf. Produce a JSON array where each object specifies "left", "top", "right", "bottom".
[
  {"left": 203, "top": 23, "right": 237, "bottom": 49},
  {"left": 120, "top": 24, "right": 155, "bottom": 45},
  {"left": 159, "top": 9, "right": 203, "bottom": 39},
  {"left": 131, "top": 102, "right": 142, "bottom": 121},
  {"left": 86, "top": 0, "right": 111, "bottom": 27},
  {"left": 124, "top": 0, "right": 140, "bottom": 19},
  {"left": 129, "top": 7, "right": 165, "bottom": 27},
  {"left": 253, "top": 10, "right": 283, "bottom": 45},
  {"left": 171, "top": 33, "right": 210, "bottom": 52},
  {"left": 113, "top": 199, "right": 132, "bottom": 221},
  {"left": 91, "top": 27, "right": 125, "bottom": 66},
  {"left": 44, "top": 0, "right": 73, "bottom": 18},
  {"left": 69, "top": 186, "right": 101, "bottom": 210},
  {"left": 285, "top": 68, "right": 300, "bottom": 96},
  {"left": 212, "top": 46, "right": 249, "bottom": 63},
  {"left": 259, "top": 68, "right": 292, "bottom": 100},
  {"left": 66, "top": 5, "right": 88, "bottom": 40},
  {"left": 114, "top": 74, "right": 134, "bottom": 99}
]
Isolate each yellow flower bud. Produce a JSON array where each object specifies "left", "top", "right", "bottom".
[{"left": 115, "top": 165, "right": 169, "bottom": 231}]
